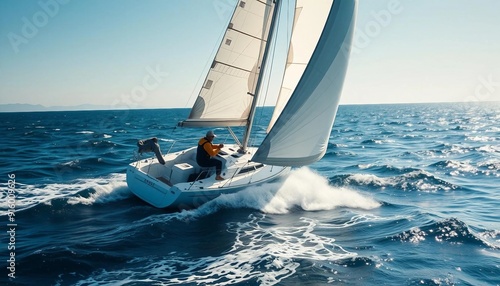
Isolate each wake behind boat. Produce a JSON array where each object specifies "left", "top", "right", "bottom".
[{"left": 127, "top": 0, "right": 357, "bottom": 209}]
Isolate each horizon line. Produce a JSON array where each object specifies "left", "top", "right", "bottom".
[{"left": 1, "top": 100, "right": 499, "bottom": 113}]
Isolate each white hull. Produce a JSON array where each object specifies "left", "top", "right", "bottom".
[{"left": 126, "top": 144, "right": 290, "bottom": 209}]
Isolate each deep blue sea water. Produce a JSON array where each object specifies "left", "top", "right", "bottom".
[{"left": 1, "top": 103, "right": 499, "bottom": 285}]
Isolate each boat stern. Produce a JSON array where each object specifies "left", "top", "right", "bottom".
[{"left": 126, "top": 163, "right": 181, "bottom": 208}]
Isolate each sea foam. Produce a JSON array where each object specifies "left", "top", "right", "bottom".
[
  {"left": 0, "top": 173, "right": 130, "bottom": 214},
  {"left": 194, "top": 167, "right": 380, "bottom": 216},
  {"left": 67, "top": 173, "right": 130, "bottom": 205}
]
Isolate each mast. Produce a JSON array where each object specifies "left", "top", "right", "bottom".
[{"left": 240, "top": 0, "right": 282, "bottom": 152}]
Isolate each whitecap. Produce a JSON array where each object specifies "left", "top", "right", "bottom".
[
  {"left": 0, "top": 173, "right": 130, "bottom": 214},
  {"left": 345, "top": 170, "right": 456, "bottom": 192},
  {"left": 67, "top": 174, "right": 130, "bottom": 205},
  {"left": 466, "top": 135, "right": 493, "bottom": 142},
  {"left": 358, "top": 163, "right": 375, "bottom": 169},
  {"left": 346, "top": 173, "right": 389, "bottom": 187},
  {"left": 478, "top": 145, "right": 500, "bottom": 153},
  {"left": 445, "top": 160, "right": 478, "bottom": 176}
]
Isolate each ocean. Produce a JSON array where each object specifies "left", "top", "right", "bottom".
[{"left": 1, "top": 103, "right": 499, "bottom": 285}]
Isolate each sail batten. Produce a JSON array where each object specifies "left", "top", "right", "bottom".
[
  {"left": 212, "top": 60, "right": 254, "bottom": 73},
  {"left": 178, "top": 119, "right": 247, "bottom": 127},
  {"left": 228, "top": 27, "right": 268, "bottom": 42}
]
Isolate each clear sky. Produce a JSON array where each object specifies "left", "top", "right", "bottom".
[{"left": 1, "top": 0, "right": 500, "bottom": 110}]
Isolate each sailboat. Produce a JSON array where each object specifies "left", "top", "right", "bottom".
[{"left": 126, "top": 0, "right": 357, "bottom": 209}]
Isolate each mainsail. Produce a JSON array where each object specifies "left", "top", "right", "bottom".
[
  {"left": 252, "top": 0, "right": 357, "bottom": 166},
  {"left": 180, "top": 0, "right": 276, "bottom": 127}
]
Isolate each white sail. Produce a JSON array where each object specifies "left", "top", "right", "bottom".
[
  {"left": 267, "top": 0, "right": 334, "bottom": 132},
  {"left": 253, "top": 0, "right": 357, "bottom": 166},
  {"left": 180, "top": 0, "right": 275, "bottom": 127}
]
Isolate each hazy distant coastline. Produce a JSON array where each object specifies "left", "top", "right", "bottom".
[{"left": 0, "top": 103, "right": 136, "bottom": 113}]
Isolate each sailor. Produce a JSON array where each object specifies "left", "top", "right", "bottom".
[
  {"left": 196, "top": 130, "right": 225, "bottom": 180},
  {"left": 137, "top": 137, "right": 165, "bottom": 165}
]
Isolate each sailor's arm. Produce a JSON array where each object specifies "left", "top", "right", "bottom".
[{"left": 203, "top": 143, "right": 221, "bottom": 157}]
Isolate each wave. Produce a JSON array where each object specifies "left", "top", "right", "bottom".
[
  {"left": 478, "top": 159, "right": 500, "bottom": 175},
  {"left": 466, "top": 135, "right": 495, "bottom": 142},
  {"left": 431, "top": 160, "right": 479, "bottom": 176},
  {"left": 432, "top": 159, "right": 499, "bottom": 177},
  {"left": 56, "top": 155, "right": 120, "bottom": 170},
  {"left": 82, "top": 139, "right": 117, "bottom": 148},
  {"left": 51, "top": 139, "right": 118, "bottom": 153},
  {"left": 361, "top": 139, "right": 388, "bottom": 145},
  {"left": 22, "top": 129, "right": 53, "bottom": 138},
  {"left": 323, "top": 149, "right": 356, "bottom": 158},
  {"left": 334, "top": 256, "right": 375, "bottom": 268},
  {"left": 337, "top": 169, "right": 459, "bottom": 192},
  {"left": 413, "top": 142, "right": 476, "bottom": 158},
  {"left": 477, "top": 144, "right": 500, "bottom": 153},
  {"left": 391, "top": 217, "right": 498, "bottom": 249},
  {"left": 353, "top": 164, "right": 420, "bottom": 174},
  {"left": 17, "top": 246, "right": 130, "bottom": 285},
  {"left": 328, "top": 142, "right": 348, "bottom": 148},
  {"left": 0, "top": 173, "right": 131, "bottom": 214},
  {"left": 66, "top": 176, "right": 131, "bottom": 206},
  {"left": 408, "top": 276, "right": 460, "bottom": 286}
]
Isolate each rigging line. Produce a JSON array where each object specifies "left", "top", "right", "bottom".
[
  {"left": 242, "top": 0, "right": 281, "bottom": 150},
  {"left": 255, "top": 0, "right": 287, "bottom": 136},
  {"left": 245, "top": 2, "right": 279, "bottom": 148}
]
